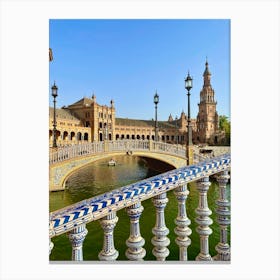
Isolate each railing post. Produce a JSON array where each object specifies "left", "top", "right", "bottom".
[
  {"left": 152, "top": 192, "right": 170, "bottom": 261},
  {"left": 213, "top": 170, "right": 231, "bottom": 261},
  {"left": 125, "top": 201, "right": 146, "bottom": 261},
  {"left": 174, "top": 184, "right": 192, "bottom": 261},
  {"left": 67, "top": 224, "right": 88, "bottom": 261},
  {"left": 49, "top": 238, "right": 54, "bottom": 256},
  {"left": 195, "top": 176, "right": 213, "bottom": 261},
  {"left": 149, "top": 139, "right": 153, "bottom": 151},
  {"left": 98, "top": 212, "right": 119, "bottom": 261},
  {"left": 104, "top": 140, "right": 109, "bottom": 153}
]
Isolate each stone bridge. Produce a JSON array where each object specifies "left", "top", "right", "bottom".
[{"left": 49, "top": 140, "right": 230, "bottom": 191}]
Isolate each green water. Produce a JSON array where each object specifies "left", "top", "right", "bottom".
[{"left": 49, "top": 155, "right": 230, "bottom": 261}]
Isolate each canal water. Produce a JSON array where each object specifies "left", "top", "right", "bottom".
[{"left": 49, "top": 155, "right": 230, "bottom": 261}]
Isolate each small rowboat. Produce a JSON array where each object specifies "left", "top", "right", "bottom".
[{"left": 108, "top": 159, "right": 116, "bottom": 166}]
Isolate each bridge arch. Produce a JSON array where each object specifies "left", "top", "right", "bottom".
[
  {"left": 50, "top": 151, "right": 186, "bottom": 191},
  {"left": 60, "top": 152, "right": 178, "bottom": 191},
  {"left": 49, "top": 140, "right": 230, "bottom": 192}
]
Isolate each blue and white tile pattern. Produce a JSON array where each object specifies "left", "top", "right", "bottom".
[{"left": 50, "top": 154, "right": 231, "bottom": 237}]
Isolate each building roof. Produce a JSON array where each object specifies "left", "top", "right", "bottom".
[
  {"left": 49, "top": 107, "right": 80, "bottom": 121},
  {"left": 68, "top": 97, "right": 94, "bottom": 108},
  {"left": 115, "top": 118, "right": 177, "bottom": 129}
]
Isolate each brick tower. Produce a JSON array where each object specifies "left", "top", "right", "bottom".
[{"left": 196, "top": 60, "right": 219, "bottom": 144}]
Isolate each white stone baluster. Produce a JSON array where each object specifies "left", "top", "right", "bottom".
[
  {"left": 213, "top": 170, "right": 231, "bottom": 261},
  {"left": 151, "top": 192, "right": 170, "bottom": 261},
  {"left": 195, "top": 176, "right": 213, "bottom": 261},
  {"left": 125, "top": 201, "right": 146, "bottom": 260},
  {"left": 174, "top": 184, "right": 192, "bottom": 261},
  {"left": 67, "top": 224, "right": 88, "bottom": 261},
  {"left": 49, "top": 238, "right": 54, "bottom": 255},
  {"left": 98, "top": 212, "right": 119, "bottom": 261}
]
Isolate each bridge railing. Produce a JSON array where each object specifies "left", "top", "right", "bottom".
[
  {"left": 49, "top": 142, "right": 104, "bottom": 165},
  {"left": 49, "top": 153, "right": 231, "bottom": 262},
  {"left": 49, "top": 140, "right": 187, "bottom": 165}
]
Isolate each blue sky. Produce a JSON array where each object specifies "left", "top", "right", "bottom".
[{"left": 49, "top": 19, "right": 230, "bottom": 121}]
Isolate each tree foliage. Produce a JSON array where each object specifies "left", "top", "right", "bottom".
[{"left": 219, "top": 115, "right": 231, "bottom": 145}]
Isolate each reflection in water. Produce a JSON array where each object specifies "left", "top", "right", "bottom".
[{"left": 49, "top": 155, "right": 170, "bottom": 212}]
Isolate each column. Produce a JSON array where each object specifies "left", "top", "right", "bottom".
[
  {"left": 151, "top": 192, "right": 170, "bottom": 261},
  {"left": 174, "top": 184, "right": 192, "bottom": 261},
  {"left": 98, "top": 212, "right": 119, "bottom": 261},
  {"left": 125, "top": 201, "right": 146, "bottom": 261},
  {"left": 67, "top": 224, "right": 88, "bottom": 261},
  {"left": 213, "top": 170, "right": 231, "bottom": 261},
  {"left": 195, "top": 176, "right": 213, "bottom": 261}
]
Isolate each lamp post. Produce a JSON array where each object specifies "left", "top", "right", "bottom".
[
  {"left": 154, "top": 91, "right": 159, "bottom": 142},
  {"left": 185, "top": 72, "right": 193, "bottom": 165},
  {"left": 51, "top": 82, "right": 58, "bottom": 148},
  {"left": 175, "top": 116, "right": 178, "bottom": 145}
]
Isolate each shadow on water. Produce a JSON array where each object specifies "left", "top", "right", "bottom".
[{"left": 49, "top": 155, "right": 230, "bottom": 261}]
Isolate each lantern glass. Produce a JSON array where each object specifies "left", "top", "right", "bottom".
[
  {"left": 52, "top": 83, "right": 58, "bottom": 98},
  {"left": 185, "top": 74, "right": 193, "bottom": 91},
  {"left": 154, "top": 93, "right": 159, "bottom": 104}
]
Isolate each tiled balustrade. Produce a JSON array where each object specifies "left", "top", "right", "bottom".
[{"left": 49, "top": 154, "right": 231, "bottom": 261}]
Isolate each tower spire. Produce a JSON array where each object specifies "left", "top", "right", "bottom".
[{"left": 203, "top": 58, "right": 211, "bottom": 87}]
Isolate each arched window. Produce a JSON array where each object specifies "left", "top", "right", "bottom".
[
  {"left": 77, "top": 132, "right": 82, "bottom": 141},
  {"left": 84, "top": 133, "right": 89, "bottom": 141},
  {"left": 70, "top": 132, "right": 75, "bottom": 140},
  {"left": 63, "top": 131, "right": 68, "bottom": 140}
]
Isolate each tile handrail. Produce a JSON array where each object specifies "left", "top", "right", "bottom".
[{"left": 49, "top": 153, "right": 231, "bottom": 261}]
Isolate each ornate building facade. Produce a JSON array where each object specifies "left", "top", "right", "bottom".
[{"left": 49, "top": 60, "right": 226, "bottom": 147}]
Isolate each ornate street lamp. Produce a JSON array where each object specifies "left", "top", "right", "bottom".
[
  {"left": 185, "top": 72, "right": 193, "bottom": 165},
  {"left": 175, "top": 116, "right": 178, "bottom": 145},
  {"left": 154, "top": 91, "right": 159, "bottom": 141},
  {"left": 51, "top": 82, "right": 58, "bottom": 148}
]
